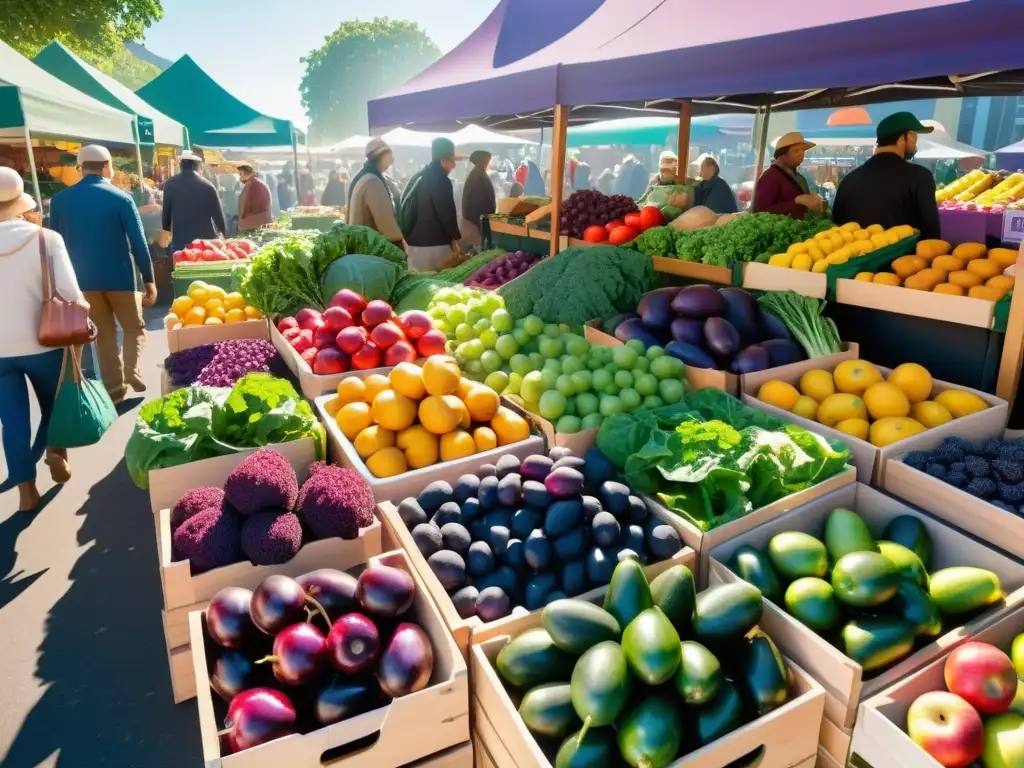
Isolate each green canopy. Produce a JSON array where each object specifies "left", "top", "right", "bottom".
[
  {"left": 136, "top": 55, "right": 304, "bottom": 148},
  {"left": 32, "top": 42, "right": 185, "bottom": 147},
  {"left": 565, "top": 116, "right": 747, "bottom": 148}
]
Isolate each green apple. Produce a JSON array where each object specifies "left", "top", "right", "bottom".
[
  {"left": 982, "top": 713, "right": 1024, "bottom": 768},
  {"left": 1011, "top": 680, "right": 1024, "bottom": 717},
  {"left": 1013, "top": 633, "right": 1024, "bottom": 678}
]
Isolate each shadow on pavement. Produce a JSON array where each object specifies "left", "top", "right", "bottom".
[
  {"left": 1, "top": 460, "right": 201, "bottom": 768},
  {"left": 0, "top": 487, "right": 60, "bottom": 613}
]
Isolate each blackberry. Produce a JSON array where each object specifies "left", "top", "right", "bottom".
[
  {"left": 924, "top": 463, "right": 947, "bottom": 480},
  {"left": 990, "top": 500, "right": 1017, "bottom": 514},
  {"left": 993, "top": 460, "right": 1024, "bottom": 484},
  {"left": 981, "top": 438, "right": 1005, "bottom": 457},
  {"left": 931, "top": 442, "right": 965, "bottom": 464},
  {"left": 950, "top": 437, "right": 982, "bottom": 456},
  {"left": 946, "top": 462, "right": 968, "bottom": 488},
  {"left": 998, "top": 482, "right": 1024, "bottom": 505},
  {"left": 997, "top": 444, "right": 1024, "bottom": 464},
  {"left": 963, "top": 455, "right": 991, "bottom": 478},
  {"left": 902, "top": 451, "right": 932, "bottom": 470},
  {"left": 965, "top": 477, "right": 997, "bottom": 499}
]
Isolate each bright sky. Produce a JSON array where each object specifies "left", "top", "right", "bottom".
[{"left": 142, "top": 0, "right": 499, "bottom": 130}]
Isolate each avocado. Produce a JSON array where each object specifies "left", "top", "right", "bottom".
[
  {"left": 767, "top": 532, "right": 828, "bottom": 580},
  {"left": 784, "top": 577, "right": 840, "bottom": 632},
  {"left": 674, "top": 640, "right": 723, "bottom": 705},
  {"left": 555, "top": 727, "right": 622, "bottom": 768},
  {"left": 526, "top": 572, "right": 559, "bottom": 610},
  {"left": 877, "top": 541, "right": 929, "bottom": 587},
  {"left": 892, "top": 580, "right": 943, "bottom": 638},
  {"left": 543, "top": 599, "right": 621, "bottom": 655},
  {"left": 561, "top": 560, "right": 587, "bottom": 597},
  {"left": 929, "top": 567, "right": 1004, "bottom": 616},
  {"left": 518, "top": 682, "right": 578, "bottom": 738},
  {"left": 693, "top": 582, "right": 763, "bottom": 642},
  {"left": 737, "top": 630, "right": 789, "bottom": 716},
  {"left": 729, "top": 545, "right": 782, "bottom": 603},
  {"left": 695, "top": 681, "right": 746, "bottom": 746},
  {"left": 841, "top": 617, "right": 916, "bottom": 672},
  {"left": 831, "top": 551, "right": 900, "bottom": 608},
  {"left": 882, "top": 515, "right": 932, "bottom": 568},
  {"left": 570, "top": 641, "right": 633, "bottom": 742},
  {"left": 824, "top": 507, "right": 877, "bottom": 561},
  {"left": 496, "top": 628, "right": 576, "bottom": 688},
  {"left": 622, "top": 607, "right": 681, "bottom": 685},
  {"left": 616, "top": 693, "right": 683, "bottom": 768},
  {"left": 603, "top": 558, "right": 654, "bottom": 628},
  {"left": 650, "top": 565, "right": 696, "bottom": 634},
  {"left": 546, "top": 500, "right": 583, "bottom": 538}
]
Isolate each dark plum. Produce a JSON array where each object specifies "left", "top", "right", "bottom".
[
  {"left": 258, "top": 623, "right": 327, "bottom": 685},
  {"left": 476, "top": 586, "right": 512, "bottom": 622},
  {"left": 312, "top": 676, "right": 384, "bottom": 726},
  {"left": 488, "top": 525, "right": 511, "bottom": 556},
  {"left": 396, "top": 498, "right": 428, "bottom": 529},
  {"left": 452, "top": 474, "right": 481, "bottom": 504},
  {"left": 477, "top": 463, "right": 497, "bottom": 478},
  {"left": 440, "top": 523, "right": 472, "bottom": 553},
  {"left": 451, "top": 586, "right": 480, "bottom": 618},
  {"left": 586, "top": 547, "right": 616, "bottom": 585},
  {"left": 648, "top": 525, "right": 682, "bottom": 559},
  {"left": 561, "top": 560, "right": 587, "bottom": 597},
  {"left": 627, "top": 495, "right": 648, "bottom": 523},
  {"left": 580, "top": 495, "right": 603, "bottom": 523},
  {"left": 460, "top": 497, "right": 482, "bottom": 522},
  {"left": 665, "top": 341, "right": 717, "bottom": 369},
  {"left": 545, "top": 499, "right": 582, "bottom": 538},
  {"left": 504, "top": 538, "right": 526, "bottom": 569},
  {"left": 670, "top": 284, "right": 726, "bottom": 319},
  {"left": 223, "top": 688, "right": 296, "bottom": 754},
  {"left": 251, "top": 575, "right": 307, "bottom": 635},
  {"left": 545, "top": 467, "right": 584, "bottom": 499},
  {"left": 553, "top": 529, "right": 587, "bottom": 561},
  {"left": 211, "top": 651, "right": 268, "bottom": 703},
  {"left": 478, "top": 475, "right": 500, "bottom": 510},
  {"left": 620, "top": 525, "right": 647, "bottom": 558},
  {"left": 326, "top": 613, "right": 380, "bottom": 674},
  {"left": 295, "top": 569, "right": 359, "bottom": 621},
  {"left": 427, "top": 550, "right": 466, "bottom": 590},
  {"left": 417, "top": 480, "right": 454, "bottom": 514},
  {"left": 467, "top": 541, "right": 495, "bottom": 576},
  {"left": 378, "top": 623, "right": 434, "bottom": 697},
  {"left": 525, "top": 573, "right": 558, "bottom": 610},
  {"left": 522, "top": 480, "right": 552, "bottom": 509},
  {"left": 483, "top": 508, "right": 513, "bottom": 529},
  {"left": 511, "top": 508, "right": 542, "bottom": 539},
  {"left": 582, "top": 448, "right": 616, "bottom": 488},
  {"left": 599, "top": 481, "right": 632, "bottom": 517},
  {"left": 524, "top": 530, "right": 552, "bottom": 570},
  {"left": 411, "top": 523, "right": 443, "bottom": 557},
  {"left": 670, "top": 317, "right": 706, "bottom": 347},
  {"left": 548, "top": 447, "right": 573, "bottom": 462},
  {"left": 356, "top": 564, "right": 415, "bottom": 618},
  {"left": 520, "top": 455, "right": 554, "bottom": 482},
  {"left": 431, "top": 501, "right": 462, "bottom": 527},
  {"left": 476, "top": 565, "right": 518, "bottom": 596},
  {"left": 552, "top": 456, "right": 586, "bottom": 473},
  {"left": 494, "top": 454, "right": 522, "bottom": 479},
  {"left": 497, "top": 473, "right": 523, "bottom": 506},
  {"left": 592, "top": 511, "right": 621, "bottom": 547},
  {"left": 704, "top": 317, "right": 742, "bottom": 357},
  {"left": 207, "top": 587, "right": 256, "bottom": 649}
]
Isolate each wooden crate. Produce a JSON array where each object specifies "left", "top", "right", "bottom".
[
  {"left": 502, "top": 399, "right": 596, "bottom": 455},
  {"left": 741, "top": 359, "right": 1008, "bottom": 486},
  {"left": 651, "top": 255, "right": 733, "bottom": 285},
  {"left": 189, "top": 550, "right": 469, "bottom": 768},
  {"left": 378, "top": 498, "right": 696, "bottom": 659},
  {"left": 707, "top": 482, "right": 1024, "bottom": 729},
  {"left": 649, "top": 465, "right": 856, "bottom": 585},
  {"left": 852, "top": 602, "right": 1024, "bottom": 768},
  {"left": 167, "top": 318, "right": 270, "bottom": 353},
  {"left": 420, "top": 742, "right": 473, "bottom": 767},
  {"left": 743, "top": 262, "right": 828, "bottom": 299},
  {"left": 820, "top": 716, "right": 853, "bottom": 766},
  {"left": 315, "top": 393, "right": 545, "bottom": 503},
  {"left": 470, "top": 610, "right": 825, "bottom": 768},
  {"left": 835, "top": 278, "right": 998, "bottom": 329}
]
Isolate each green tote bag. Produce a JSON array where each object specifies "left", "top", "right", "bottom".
[{"left": 47, "top": 347, "right": 117, "bottom": 448}]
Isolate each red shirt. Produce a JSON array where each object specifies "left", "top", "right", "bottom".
[
  {"left": 753, "top": 164, "right": 806, "bottom": 219},
  {"left": 238, "top": 176, "right": 272, "bottom": 231}
]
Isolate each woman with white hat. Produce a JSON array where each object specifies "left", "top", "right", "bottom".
[
  {"left": 347, "top": 138, "right": 404, "bottom": 246},
  {"left": 0, "top": 167, "right": 83, "bottom": 511}
]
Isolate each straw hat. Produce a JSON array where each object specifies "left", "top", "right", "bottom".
[
  {"left": 0, "top": 167, "right": 36, "bottom": 221},
  {"left": 775, "top": 132, "right": 816, "bottom": 152},
  {"left": 365, "top": 137, "right": 391, "bottom": 158}
]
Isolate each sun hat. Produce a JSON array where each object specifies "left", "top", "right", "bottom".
[
  {"left": 0, "top": 167, "right": 37, "bottom": 221},
  {"left": 876, "top": 112, "right": 934, "bottom": 141},
  {"left": 235, "top": 159, "right": 256, "bottom": 171},
  {"left": 77, "top": 145, "right": 111, "bottom": 164},
  {"left": 179, "top": 150, "right": 203, "bottom": 163},
  {"left": 659, "top": 150, "right": 678, "bottom": 165},
  {"left": 365, "top": 137, "right": 391, "bottom": 158},
  {"left": 775, "top": 132, "right": 816, "bottom": 152}
]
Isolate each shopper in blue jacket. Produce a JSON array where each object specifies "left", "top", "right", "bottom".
[{"left": 50, "top": 145, "right": 156, "bottom": 403}]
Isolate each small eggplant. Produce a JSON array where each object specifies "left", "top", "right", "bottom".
[
  {"left": 614, "top": 318, "right": 662, "bottom": 348},
  {"left": 670, "top": 285, "right": 726, "bottom": 319},
  {"left": 704, "top": 317, "right": 742, "bottom": 358},
  {"left": 664, "top": 341, "right": 717, "bottom": 369},
  {"left": 670, "top": 317, "right": 705, "bottom": 347},
  {"left": 729, "top": 345, "right": 771, "bottom": 374},
  {"left": 760, "top": 338, "right": 805, "bottom": 367},
  {"left": 758, "top": 308, "right": 793, "bottom": 341}
]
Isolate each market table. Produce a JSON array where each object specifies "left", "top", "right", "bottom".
[{"left": 938, "top": 207, "right": 1004, "bottom": 246}]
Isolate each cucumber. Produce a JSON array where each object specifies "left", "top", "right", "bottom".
[
  {"left": 519, "top": 682, "right": 577, "bottom": 738},
  {"left": 570, "top": 641, "right": 633, "bottom": 744},
  {"left": 616, "top": 693, "right": 683, "bottom": 768},
  {"left": 674, "top": 640, "right": 723, "bottom": 705},
  {"left": 622, "top": 607, "right": 681, "bottom": 685},
  {"left": 892, "top": 580, "right": 943, "bottom": 638},
  {"left": 737, "top": 630, "right": 789, "bottom": 716},
  {"left": 929, "top": 567, "right": 1004, "bottom": 616},
  {"left": 877, "top": 541, "right": 929, "bottom": 587},
  {"left": 767, "top": 531, "right": 828, "bottom": 580},
  {"left": 603, "top": 558, "right": 653, "bottom": 628},
  {"left": 784, "top": 577, "right": 840, "bottom": 632},
  {"left": 496, "top": 628, "right": 577, "bottom": 688},
  {"left": 729, "top": 545, "right": 782, "bottom": 604},
  {"left": 841, "top": 617, "right": 916, "bottom": 672},
  {"left": 695, "top": 681, "right": 746, "bottom": 746},
  {"left": 693, "top": 581, "right": 763, "bottom": 642},
  {"left": 650, "top": 565, "right": 696, "bottom": 634},
  {"left": 824, "top": 507, "right": 877, "bottom": 561},
  {"left": 555, "top": 727, "right": 622, "bottom": 768},
  {"left": 543, "top": 600, "right": 621, "bottom": 655},
  {"left": 831, "top": 551, "right": 900, "bottom": 608},
  {"left": 882, "top": 515, "right": 932, "bottom": 568}
]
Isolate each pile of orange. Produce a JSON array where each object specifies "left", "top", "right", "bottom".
[
  {"left": 855, "top": 241, "right": 1016, "bottom": 300},
  {"left": 165, "top": 281, "right": 262, "bottom": 329}
]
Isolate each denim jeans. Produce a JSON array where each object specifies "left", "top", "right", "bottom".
[{"left": 0, "top": 349, "right": 64, "bottom": 485}]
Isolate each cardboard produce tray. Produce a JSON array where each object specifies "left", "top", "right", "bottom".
[
  {"left": 188, "top": 549, "right": 469, "bottom": 767},
  {"left": 166, "top": 318, "right": 270, "bottom": 353},
  {"left": 708, "top": 482, "right": 1024, "bottom": 730},
  {"left": 470, "top": 607, "right": 825, "bottom": 768},
  {"left": 741, "top": 357, "right": 1008, "bottom": 486},
  {"left": 378, "top": 498, "right": 696, "bottom": 659}
]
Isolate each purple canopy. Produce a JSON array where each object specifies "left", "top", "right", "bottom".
[
  {"left": 369, "top": 0, "right": 1024, "bottom": 130},
  {"left": 995, "top": 139, "right": 1024, "bottom": 172}
]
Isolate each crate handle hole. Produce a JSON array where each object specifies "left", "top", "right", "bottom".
[
  {"left": 724, "top": 745, "right": 766, "bottom": 768},
  {"left": 320, "top": 731, "right": 381, "bottom": 765}
]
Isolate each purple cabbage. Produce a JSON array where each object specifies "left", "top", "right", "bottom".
[{"left": 164, "top": 340, "right": 283, "bottom": 388}]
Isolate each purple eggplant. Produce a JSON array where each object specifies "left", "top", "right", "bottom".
[
  {"left": 665, "top": 341, "right": 717, "bottom": 369},
  {"left": 607, "top": 313, "right": 638, "bottom": 334},
  {"left": 670, "top": 317, "right": 705, "bottom": 347},
  {"left": 704, "top": 317, "right": 741, "bottom": 358},
  {"left": 730, "top": 345, "right": 771, "bottom": 374},
  {"left": 670, "top": 285, "right": 726, "bottom": 319},
  {"left": 758, "top": 308, "right": 793, "bottom": 341},
  {"left": 638, "top": 287, "right": 683, "bottom": 331},
  {"left": 760, "top": 339, "right": 805, "bottom": 367},
  {"left": 378, "top": 623, "right": 434, "bottom": 697},
  {"left": 719, "top": 288, "right": 760, "bottom": 340},
  {"left": 614, "top": 318, "right": 662, "bottom": 348}
]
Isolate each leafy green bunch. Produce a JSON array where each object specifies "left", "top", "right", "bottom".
[
  {"left": 238, "top": 234, "right": 321, "bottom": 319},
  {"left": 310, "top": 223, "right": 407, "bottom": 278},
  {"left": 672, "top": 214, "right": 833, "bottom": 266}
]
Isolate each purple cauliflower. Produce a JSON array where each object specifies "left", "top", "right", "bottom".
[
  {"left": 172, "top": 506, "right": 243, "bottom": 573},
  {"left": 224, "top": 449, "right": 299, "bottom": 515},
  {"left": 297, "top": 463, "right": 375, "bottom": 540},
  {"left": 240, "top": 510, "right": 303, "bottom": 565},
  {"left": 171, "top": 486, "right": 228, "bottom": 532},
  {"left": 164, "top": 340, "right": 282, "bottom": 388}
]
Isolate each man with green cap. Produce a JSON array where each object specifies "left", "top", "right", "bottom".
[
  {"left": 832, "top": 111, "right": 941, "bottom": 239},
  {"left": 400, "top": 137, "right": 462, "bottom": 271}
]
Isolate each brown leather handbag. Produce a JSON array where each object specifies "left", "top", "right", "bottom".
[{"left": 37, "top": 229, "right": 96, "bottom": 347}]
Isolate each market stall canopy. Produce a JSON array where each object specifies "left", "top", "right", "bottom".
[
  {"left": 136, "top": 55, "right": 304, "bottom": 148},
  {"left": 328, "top": 135, "right": 374, "bottom": 153},
  {"left": 369, "top": 0, "right": 1024, "bottom": 131},
  {"left": 995, "top": 139, "right": 1024, "bottom": 171},
  {"left": 783, "top": 120, "right": 988, "bottom": 159},
  {"left": 0, "top": 39, "right": 135, "bottom": 144},
  {"left": 565, "top": 115, "right": 753, "bottom": 147},
  {"left": 32, "top": 42, "right": 185, "bottom": 147},
  {"left": 450, "top": 124, "right": 536, "bottom": 146}
]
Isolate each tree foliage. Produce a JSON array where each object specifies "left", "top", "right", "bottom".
[{"left": 300, "top": 18, "right": 441, "bottom": 144}]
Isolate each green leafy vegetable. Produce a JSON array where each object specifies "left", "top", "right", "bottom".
[
  {"left": 631, "top": 226, "right": 676, "bottom": 258},
  {"left": 665, "top": 213, "right": 833, "bottom": 266},
  {"left": 310, "top": 223, "right": 407, "bottom": 280},
  {"left": 238, "top": 234, "right": 321, "bottom": 318},
  {"left": 435, "top": 249, "right": 505, "bottom": 283},
  {"left": 321, "top": 254, "right": 403, "bottom": 303},
  {"left": 757, "top": 291, "right": 842, "bottom": 358}
]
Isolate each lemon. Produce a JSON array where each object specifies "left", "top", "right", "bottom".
[
  {"left": 911, "top": 401, "right": 953, "bottom": 428},
  {"left": 204, "top": 317, "right": 223, "bottom": 325},
  {"left": 336, "top": 377, "right": 367, "bottom": 405},
  {"left": 799, "top": 369, "right": 835, "bottom": 402},
  {"left": 491, "top": 406, "right": 531, "bottom": 445},
  {"left": 170, "top": 295, "right": 194, "bottom": 317},
  {"left": 863, "top": 382, "right": 911, "bottom": 420},
  {"left": 336, "top": 402, "right": 372, "bottom": 440},
  {"left": 362, "top": 374, "right": 391, "bottom": 403},
  {"left": 757, "top": 380, "right": 801, "bottom": 411},
  {"left": 370, "top": 390, "right": 417, "bottom": 432},
  {"left": 422, "top": 356, "right": 462, "bottom": 396},
  {"left": 812, "top": 259, "right": 830, "bottom": 273},
  {"left": 768, "top": 253, "right": 793, "bottom": 268},
  {"left": 440, "top": 430, "right": 477, "bottom": 462},
  {"left": 473, "top": 427, "right": 498, "bottom": 452},
  {"left": 869, "top": 417, "right": 926, "bottom": 447},
  {"left": 934, "top": 389, "right": 989, "bottom": 418},
  {"left": 224, "top": 308, "right": 247, "bottom": 324},
  {"left": 787, "top": 242, "right": 810, "bottom": 255},
  {"left": 223, "top": 292, "right": 246, "bottom": 310},
  {"left": 353, "top": 425, "right": 395, "bottom": 459},
  {"left": 855, "top": 272, "right": 874, "bottom": 282},
  {"left": 808, "top": 246, "right": 825, "bottom": 262},
  {"left": 389, "top": 362, "right": 427, "bottom": 400},
  {"left": 463, "top": 385, "right": 500, "bottom": 422},
  {"left": 792, "top": 253, "right": 813, "bottom": 271},
  {"left": 817, "top": 393, "right": 868, "bottom": 428},
  {"left": 835, "top": 418, "right": 870, "bottom": 440},
  {"left": 418, "top": 395, "right": 463, "bottom": 435},
  {"left": 791, "top": 395, "right": 818, "bottom": 421},
  {"left": 244, "top": 306, "right": 262, "bottom": 319},
  {"left": 887, "top": 363, "right": 933, "bottom": 403},
  {"left": 366, "top": 447, "right": 408, "bottom": 478},
  {"left": 396, "top": 425, "right": 439, "bottom": 469},
  {"left": 833, "top": 360, "right": 883, "bottom": 395}
]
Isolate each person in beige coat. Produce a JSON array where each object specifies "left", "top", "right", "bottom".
[{"left": 347, "top": 138, "right": 404, "bottom": 246}]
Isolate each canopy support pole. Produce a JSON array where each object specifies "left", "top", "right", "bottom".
[
  {"left": 133, "top": 119, "right": 146, "bottom": 179},
  {"left": 548, "top": 104, "right": 569, "bottom": 257},
  {"left": 538, "top": 127, "right": 545, "bottom": 163},
  {"left": 291, "top": 126, "right": 300, "bottom": 202},
  {"left": 752, "top": 105, "right": 772, "bottom": 209},
  {"left": 996, "top": 250, "right": 1024, "bottom": 411},
  {"left": 677, "top": 100, "right": 692, "bottom": 176},
  {"left": 22, "top": 125, "right": 42, "bottom": 210}
]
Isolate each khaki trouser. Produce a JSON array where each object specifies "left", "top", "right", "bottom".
[
  {"left": 83, "top": 290, "right": 144, "bottom": 402},
  {"left": 407, "top": 244, "right": 459, "bottom": 272}
]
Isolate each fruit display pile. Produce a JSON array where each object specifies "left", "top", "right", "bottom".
[
  {"left": 937, "top": 169, "right": 1024, "bottom": 209},
  {"left": 322, "top": 356, "right": 532, "bottom": 478},
  {"left": 493, "top": 559, "right": 795, "bottom": 767},
  {"left": 579, "top": 206, "right": 667, "bottom": 245},
  {"left": 902, "top": 436, "right": 1024, "bottom": 512},
  {"left": 854, "top": 241, "right": 1017, "bottom": 301},
  {"left": 163, "top": 339, "right": 284, "bottom": 388},
  {"left": 395, "top": 446, "right": 686, "bottom": 621},
  {"left": 170, "top": 450, "right": 376, "bottom": 572},
  {"left": 463, "top": 250, "right": 545, "bottom": 289},
  {"left": 756, "top": 359, "right": 991, "bottom": 447},
  {"left": 277, "top": 289, "right": 446, "bottom": 375},
  {"left": 558, "top": 189, "right": 639, "bottom": 240},
  {"left": 173, "top": 238, "right": 255, "bottom": 264},
  {"left": 904, "top": 639, "right": 1024, "bottom": 768},
  {"left": 202, "top": 562, "right": 434, "bottom": 754},
  {"left": 165, "top": 282, "right": 263, "bottom": 329},
  {"left": 767, "top": 222, "right": 916, "bottom": 272},
  {"left": 727, "top": 507, "right": 1005, "bottom": 676}
]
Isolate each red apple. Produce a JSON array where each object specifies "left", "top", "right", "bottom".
[
  {"left": 398, "top": 311, "right": 432, "bottom": 341},
  {"left": 313, "top": 327, "right": 337, "bottom": 350},
  {"left": 300, "top": 347, "right": 319, "bottom": 369},
  {"left": 384, "top": 341, "right": 417, "bottom": 366},
  {"left": 282, "top": 326, "right": 302, "bottom": 342},
  {"left": 276, "top": 317, "right": 298, "bottom": 334},
  {"left": 906, "top": 691, "right": 984, "bottom": 768},
  {"left": 291, "top": 329, "right": 314, "bottom": 353},
  {"left": 312, "top": 348, "right": 348, "bottom": 375},
  {"left": 323, "top": 306, "right": 354, "bottom": 333},
  {"left": 361, "top": 300, "right": 393, "bottom": 328},
  {"left": 416, "top": 329, "right": 447, "bottom": 357},
  {"left": 295, "top": 308, "right": 322, "bottom": 331},
  {"left": 369, "top": 321, "right": 405, "bottom": 350},
  {"left": 945, "top": 642, "right": 1017, "bottom": 714},
  {"left": 336, "top": 326, "right": 368, "bottom": 355},
  {"left": 351, "top": 341, "right": 382, "bottom": 370},
  {"left": 605, "top": 219, "right": 625, "bottom": 233},
  {"left": 329, "top": 289, "right": 367, "bottom": 316}
]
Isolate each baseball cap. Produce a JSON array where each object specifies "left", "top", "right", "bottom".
[
  {"left": 77, "top": 145, "right": 111, "bottom": 164},
  {"left": 876, "top": 112, "right": 934, "bottom": 140}
]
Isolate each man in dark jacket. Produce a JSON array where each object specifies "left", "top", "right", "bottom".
[
  {"left": 460, "top": 150, "right": 496, "bottom": 248},
  {"left": 403, "top": 138, "right": 461, "bottom": 271},
  {"left": 693, "top": 156, "right": 739, "bottom": 214},
  {"left": 162, "top": 151, "right": 227, "bottom": 252}
]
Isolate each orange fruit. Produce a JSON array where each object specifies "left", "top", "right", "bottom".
[
  {"left": 365, "top": 447, "right": 407, "bottom": 478},
  {"left": 396, "top": 425, "right": 439, "bottom": 469},
  {"left": 911, "top": 401, "right": 952, "bottom": 429},
  {"left": 817, "top": 393, "right": 868, "bottom": 428},
  {"left": 463, "top": 385, "right": 500, "bottom": 422},
  {"left": 370, "top": 390, "right": 417, "bottom": 432},
  {"left": 886, "top": 363, "right": 933, "bottom": 404},
  {"left": 337, "top": 402, "right": 372, "bottom": 441},
  {"left": 389, "top": 363, "right": 427, "bottom": 400},
  {"left": 362, "top": 374, "right": 391, "bottom": 403},
  {"left": 490, "top": 407, "right": 531, "bottom": 445},
  {"left": 422, "top": 356, "right": 461, "bottom": 396},
  {"left": 934, "top": 390, "right": 989, "bottom": 418},
  {"left": 473, "top": 427, "right": 498, "bottom": 452},
  {"left": 336, "top": 377, "right": 366, "bottom": 404},
  {"left": 418, "top": 395, "right": 462, "bottom": 435},
  {"left": 440, "top": 430, "right": 476, "bottom": 462},
  {"left": 799, "top": 370, "right": 835, "bottom": 403},
  {"left": 869, "top": 417, "right": 926, "bottom": 447},
  {"left": 833, "top": 360, "right": 883, "bottom": 395},
  {"left": 863, "top": 382, "right": 911, "bottom": 420},
  {"left": 757, "top": 381, "right": 801, "bottom": 411},
  {"left": 353, "top": 425, "right": 395, "bottom": 459}
]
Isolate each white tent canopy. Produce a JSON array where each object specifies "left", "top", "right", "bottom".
[{"left": 326, "top": 125, "right": 535, "bottom": 154}]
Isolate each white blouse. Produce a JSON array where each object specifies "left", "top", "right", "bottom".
[{"left": 0, "top": 219, "right": 84, "bottom": 358}]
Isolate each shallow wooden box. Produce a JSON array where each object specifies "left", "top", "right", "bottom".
[
  {"left": 742, "top": 262, "right": 828, "bottom": 299},
  {"left": 189, "top": 550, "right": 469, "bottom": 768},
  {"left": 852, "top": 602, "right": 1024, "bottom": 768},
  {"left": 315, "top": 393, "right": 545, "bottom": 503},
  {"left": 378, "top": 498, "right": 695, "bottom": 659},
  {"left": 167, "top": 318, "right": 270, "bottom": 353},
  {"left": 835, "top": 278, "right": 998, "bottom": 329},
  {"left": 708, "top": 482, "right": 1024, "bottom": 730},
  {"left": 470, "top": 610, "right": 825, "bottom": 768},
  {"left": 741, "top": 358, "right": 1008, "bottom": 486},
  {"left": 651, "top": 255, "right": 733, "bottom": 286}
]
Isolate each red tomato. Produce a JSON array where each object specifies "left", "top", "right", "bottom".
[
  {"left": 608, "top": 225, "right": 640, "bottom": 245},
  {"left": 605, "top": 219, "right": 625, "bottom": 233},
  {"left": 583, "top": 225, "right": 608, "bottom": 243},
  {"left": 639, "top": 206, "right": 666, "bottom": 231},
  {"left": 624, "top": 212, "right": 642, "bottom": 229}
]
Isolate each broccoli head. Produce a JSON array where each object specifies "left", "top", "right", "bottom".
[
  {"left": 224, "top": 448, "right": 299, "bottom": 515},
  {"left": 241, "top": 510, "right": 303, "bottom": 565}
]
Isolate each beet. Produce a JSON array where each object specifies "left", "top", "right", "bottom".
[
  {"left": 223, "top": 689, "right": 296, "bottom": 754},
  {"left": 520, "top": 455, "right": 554, "bottom": 482},
  {"left": 211, "top": 651, "right": 269, "bottom": 703},
  {"left": 206, "top": 587, "right": 256, "bottom": 649},
  {"left": 356, "top": 564, "right": 415, "bottom": 618},
  {"left": 251, "top": 574, "right": 308, "bottom": 635},
  {"left": 544, "top": 467, "right": 584, "bottom": 499},
  {"left": 262, "top": 622, "right": 327, "bottom": 685},
  {"left": 378, "top": 623, "right": 434, "bottom": 697},
  {"left": 312, "top": 677, "right": 384, "bottom": 726}
]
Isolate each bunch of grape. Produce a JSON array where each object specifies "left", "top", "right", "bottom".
[{"left": 558, "top": 190, "right": 639, "bottom": 239}]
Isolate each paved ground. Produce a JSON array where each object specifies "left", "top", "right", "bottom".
[{"left": 0, "top": 303, "right": 203, "bottom": 767}]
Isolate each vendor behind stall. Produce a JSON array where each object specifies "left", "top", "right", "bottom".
[
  {"left": 236, "top": 161, "right": 272, "bottom": 232},
  {"left": 753, "top": 132, "right": 824, "bottom": 219}
]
